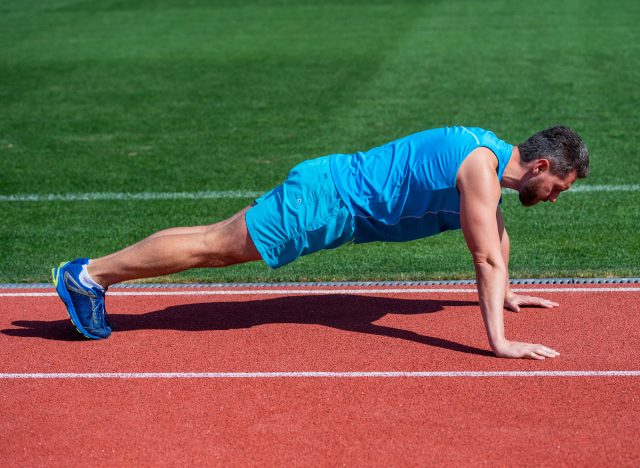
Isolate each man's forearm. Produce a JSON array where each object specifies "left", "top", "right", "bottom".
[
  {"left": 498, "top": 214, "right": 512, "bottom": 296},
  {"left": 475, "top": 260, "right": 508, "bottom": 351}
]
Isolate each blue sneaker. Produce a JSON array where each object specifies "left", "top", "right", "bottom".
[{"left": 52, "top": 259, "right": 111, "bottom": 339}]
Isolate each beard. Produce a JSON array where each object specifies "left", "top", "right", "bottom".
[{"left": 519, "top": 177, "right": 544, "bottom": 206}]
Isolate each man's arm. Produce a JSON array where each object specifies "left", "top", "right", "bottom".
[
  {"left": 457, "top": 148, "right": 559, "bottom": 359},
  {"left": 497, "top": 208, "right": 560, "bottom": 312},
  {"left": 496, "top": 208, "right": 513, "bottom": 298}
]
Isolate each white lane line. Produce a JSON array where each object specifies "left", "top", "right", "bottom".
[
  {"left": 1, "top": 371, "right": 639, "bottom": 379},
  {"left": 565, "top": 184, "right": 640, "bottom": 193},
  {"left": 1, "top": 185, "right": 638, "bottom": 202},
  {"left": 1, "top": 287, "right": 639, "bottom": 297},
  {"left": 0, "top": 190, "right": 264, "bottom": 202}
]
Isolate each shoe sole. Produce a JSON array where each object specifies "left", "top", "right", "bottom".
[{"left": 52, "top": 262, "right": 105, "bottom": 340}]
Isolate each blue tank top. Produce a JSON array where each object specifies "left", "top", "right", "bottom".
[{"left": 329, "top": 126, "right": 513, "bottom": 243}]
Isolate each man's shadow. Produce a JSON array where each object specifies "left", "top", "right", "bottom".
[{"left": 3, "top": 294, "right": 491, "bottom": 356}]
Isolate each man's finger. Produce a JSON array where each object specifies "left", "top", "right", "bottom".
[
  {"left": 538, "top": 345, "right": 560, "bottom": 355},
  {"left": 528, "top": 351, "right": 545, "bottom": 360},
  {"left": 536, "top": 347, "right": 559, "bottom": 358},
  {"left": 523, "top": 297, "right": 559, "bottom": 308}
]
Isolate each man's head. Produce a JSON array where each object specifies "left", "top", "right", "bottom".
[{"left": 517, "top": 126, "right": 589, "bottom": 206}]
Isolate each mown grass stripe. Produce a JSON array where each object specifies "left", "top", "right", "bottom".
[{"left": 0, "top": 185, "right": 637, "bottom": 202}]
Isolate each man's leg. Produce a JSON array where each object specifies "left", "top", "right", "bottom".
[
  {"left": 52, "top": 206, "right": 263, "bottom": 339},
  {"left": 87, "top": 206, "right": 261, "bottom": 288}
]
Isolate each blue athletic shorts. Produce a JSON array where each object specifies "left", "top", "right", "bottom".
[{"left": 245, "top": 156, "right": 355, "bottom": 269}]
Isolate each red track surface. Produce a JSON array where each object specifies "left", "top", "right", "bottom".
[{"left": 1, "top": 285, "right": 639, "bottom": 466}]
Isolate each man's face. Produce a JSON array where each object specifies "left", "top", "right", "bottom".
[{"left": 519, "top": 167, "right": 577, "bottom": 207}]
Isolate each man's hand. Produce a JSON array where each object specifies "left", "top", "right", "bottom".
[
  {"left": 504, "top": 292, "right": 559, "bottom": 312},
  {"left": 493, "top": 340, "right": 560, "bottom": 359}
]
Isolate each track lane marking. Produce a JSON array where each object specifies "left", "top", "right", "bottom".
[
  {"left": 0, "top": 190, "right": 264, "bottom": 202},
  {"left": 1, "top": 184, "right": 639, "bottom": 202},
  {"left": 1, "top": 287, "right": 639, "bottom": 297},
  {"left": 1, "top": 371, "right": 639, "bottom": 379}
]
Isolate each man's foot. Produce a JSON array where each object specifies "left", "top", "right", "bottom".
[{"left": 52, "top": 259, "right": 111, "bottom": 339}]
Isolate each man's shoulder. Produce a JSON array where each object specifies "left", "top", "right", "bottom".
[{"left": 456, "top": 147, "right": 501, "bottom": 196}]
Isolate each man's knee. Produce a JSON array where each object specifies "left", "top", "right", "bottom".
[{"left": 201, "top": 209, "right": 261, "bottom": 266}]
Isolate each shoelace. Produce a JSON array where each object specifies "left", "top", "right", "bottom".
[
  {"left": 93, "top": 295, "right": 116, "bottom": 328},
  {"left": 103, "top": 288, "right": 116, "bottom": 327}
]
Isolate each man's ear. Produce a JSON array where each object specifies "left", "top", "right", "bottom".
[{"left": 534, "top": 158, "right": 550, "bottom": 175}]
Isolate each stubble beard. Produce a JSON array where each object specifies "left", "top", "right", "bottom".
[{"left": 519, "top": 177, "right": 543, "bottom": 207}]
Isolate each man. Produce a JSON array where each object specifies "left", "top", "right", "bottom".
[{"left": 52, "top": 126, "right": 589, "bottom": 359}]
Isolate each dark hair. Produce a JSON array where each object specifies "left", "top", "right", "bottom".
[{"left": 518, "top": 126, "right": 589, "bottom": 178}]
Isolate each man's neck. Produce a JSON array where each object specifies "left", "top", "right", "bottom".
[{"left": 501, "top": 146, "right": 527, "bottom": 190}]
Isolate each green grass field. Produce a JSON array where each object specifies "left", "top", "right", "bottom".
[{"left": 1, "top": 0, "right": 639, "bottom": 283}]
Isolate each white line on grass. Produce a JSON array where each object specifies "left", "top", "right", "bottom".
[
  {"left": 2, "top": 287, "right": 639, "bottom": 297},
  {"left": 0, "top": 371, "right": 639, "bottom": 379},
  {"left": 0, "top": 190, "right": 264, "bottom": 202},
  {"left": 1, "top": 184, "right": 638, "bottom": 202},
  {"left": 567, "top": 184, "right": 640, "bottom": 193}
]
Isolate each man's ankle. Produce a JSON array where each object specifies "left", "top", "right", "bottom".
[{"left": 85, "top": 262, "right": 108, "bottom": 290}]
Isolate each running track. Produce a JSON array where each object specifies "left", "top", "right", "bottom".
[{"left": 1, "top": 284, "right": 639, "bottom": 466}]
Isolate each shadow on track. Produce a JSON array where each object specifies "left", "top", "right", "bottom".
[{"left": 3, "top": 294, "right": 491, "bottom": 356}]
